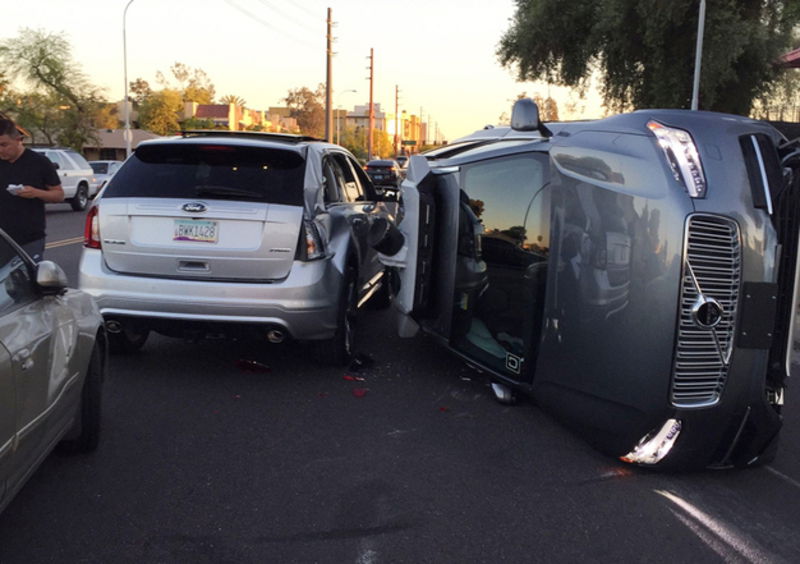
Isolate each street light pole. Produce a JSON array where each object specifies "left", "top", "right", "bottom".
[
  {"left": 123, "top": 0, "right": 135, "bottom": 159},
  {"left": 691, "top": 0, "right": 706, "bottom": 111},
  {"left": 336, "top": 89, "right": 357, "bottom": 146}
]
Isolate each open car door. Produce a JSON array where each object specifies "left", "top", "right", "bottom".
[{"left": 376, "top": 155, "right": 463, "bottom": 340}]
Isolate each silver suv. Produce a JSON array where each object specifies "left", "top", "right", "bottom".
[
  {"left": 31, "top": 147, "right": 95, "bottom": 210},
  {"left": 78, "top": 132, "right": 395, "bottom": 364}
]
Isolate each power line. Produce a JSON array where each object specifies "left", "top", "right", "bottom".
[
  {"left": 255, "top": 0, "right": 323, "bottom": 35},
  {"left": 277, "top": 0, "right": 324, "bottom": 20},
  {"left": 223, "top": 0, "right": 318, "bottom": 50}
]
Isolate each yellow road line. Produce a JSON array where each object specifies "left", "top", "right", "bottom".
[{"left": 45, "top": 236, "right": 84, "bottom": 249}]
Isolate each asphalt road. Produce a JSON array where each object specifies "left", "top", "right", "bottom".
[{"left": 1, "top": 205, "right": 799, "bottom": 563}]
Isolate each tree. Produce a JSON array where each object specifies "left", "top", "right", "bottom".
[
  {"left": 91, "top": 103, "right": 119, "bottom": 129},
  {"left": 220, "top": 94, "right": 247, "bottom": 107},
  {"left": 129, "top": 78, "right": 152, "bottom": 104},
  {"left": 137, "top": 89, "right": 183, "bottom": 135},
  {"left": 0, "top": 28, "right": 104, "bottom": 149},
  {"left": 497, "top": 0, "right": 800, "bottom": 114},
  {"left": 156, "top": 62, "right": 215, "bottom": 104},
  {"left": 284, "top": 84, "right": 325, "bottom": 138},
  {"left": 753, "top": 68, "right": 800, "bottom": 120}
]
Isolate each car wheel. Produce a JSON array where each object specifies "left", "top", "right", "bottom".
[
  {"left": 315, "top": 267, "right": 357, "bottom": 366},
  {"left": 58, "top": 340, "right": 104, "bottom": 453},
  {"left": 70, "top": 184, "right": 89, "bottom": 211},
  {"left": 108, "top": 325, "right": 150, "bottom": 354}
]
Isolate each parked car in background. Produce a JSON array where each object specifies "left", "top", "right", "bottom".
[
  {"left": 395, "top": 155, "right": 409, "bottom": 169},
  {"left": 0, "top": 227, "right": 106, "bottom": 514},
  {"left": 30, "top": 147, "right": 95, "bottom": 210},
  {"left": 376, "top": 98, "right": 800, "bottom": 471},
  {"left": 79, "top": 131, "right": 395, "bottom": 365},
  {"left": 88, "top": 160, "right": 124, "bottom": 197},
  {"left": 365, "top": 159, "right": 402, "bottom": 189}
]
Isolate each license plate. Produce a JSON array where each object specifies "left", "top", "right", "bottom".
[
  {"left": 173, "top": 219, "right": 218, "bottom": 243},
  {"left": 374, "top": 175, "right": 384, "bottom": 180}
]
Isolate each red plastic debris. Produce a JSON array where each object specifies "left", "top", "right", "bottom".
[
  {"left": 439, "top": 407, "right": 449, "bottom": 412},
  {"left": 235, "top": 359, "right": 271, "bottom": 373},
  {"left": 343, "top": 374, "right": 365, "bottom": 382},
  {"left": 352, "top": 388, "right": 369, "bottom": 398}
]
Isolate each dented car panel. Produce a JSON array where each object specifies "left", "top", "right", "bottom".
[{"left": 380, "top": 102, "right": 798, "bottom": 470}]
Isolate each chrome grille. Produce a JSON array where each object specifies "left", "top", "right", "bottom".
[{"left": 671, "top": 215, "right": 741, "bottom": 407}]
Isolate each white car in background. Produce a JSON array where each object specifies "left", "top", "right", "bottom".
[
  {"left": 30, "top": 147, "right": 95, "bottom": 211},
  {"left": 88, "top": 160, "right": 124, "bottom": 197}
]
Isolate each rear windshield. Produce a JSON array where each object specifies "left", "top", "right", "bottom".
[
  {"left": 90, "top": 162, "right": 108, "bottom": 174},
  {"left": 103, "top": 144, "right": 306, "bottom": 206}
]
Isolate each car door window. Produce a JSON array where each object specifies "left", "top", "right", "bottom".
[
  {"left": 345, "top": 156, "right": 377, "bottom": 201},
  {"left": 332, "top": 154, "right": 364, "bottom": 202},
  {"left": 0, "top": 237, "right": 36, "bottom": 316},
  {"left": 45, "top": 151, "right": 66, "bottom": 170},
  {"left": 66, "top": 151, "right": 91, "bottom": 170},
  {"left": 323, "top": 158, "right": 345, "bottom": 204},
  {"left": 450, "top": 152, "right": 550, "bottom": 380}
]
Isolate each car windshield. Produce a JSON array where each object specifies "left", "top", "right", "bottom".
[
  {"left": 91, "top": 163, "right": 109, "bottom": 174},
  {"left": 102, "top": 144, "right": 306, "bottom": 205}
]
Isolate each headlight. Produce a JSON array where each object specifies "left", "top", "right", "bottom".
[
  {"left": 620, "top": 418, "right": 682, "bottom": 465},
  {"left": 647, "top": 121, "right": 706, "bottom": 198}
]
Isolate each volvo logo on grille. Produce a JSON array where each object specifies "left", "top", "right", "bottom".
[
  {"left": 182, "top": 202, "right": 207, "bottom": 213},
  {"left": 691, "top": 295, "right": 724, "bottom": 329}
]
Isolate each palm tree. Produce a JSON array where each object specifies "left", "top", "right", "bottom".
[{"left": 220, "top": 94, "right": 246, "bottom": 108}]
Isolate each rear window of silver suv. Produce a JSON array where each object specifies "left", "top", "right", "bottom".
[{"left": 103, "top": 143, "right": 306, "bottom": 206}]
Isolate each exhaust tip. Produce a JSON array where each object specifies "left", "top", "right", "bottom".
[{"left": 266, "top": 329, "right": 285, "bottom": 344}]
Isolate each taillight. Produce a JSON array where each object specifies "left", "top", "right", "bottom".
[
  {"left": 296, "top": 220, "right": 325, "bottom": 261},
  {"left": 84, "top": 205, "right": 101, "bottom": 249}
]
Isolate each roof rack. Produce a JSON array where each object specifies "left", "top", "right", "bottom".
[{"left": 179, "top": 130, "right": 324, "bottom": 143}]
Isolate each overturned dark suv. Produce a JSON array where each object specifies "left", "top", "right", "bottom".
[{"left": 377, "top": 99, "right": 800, "bottom": 470}]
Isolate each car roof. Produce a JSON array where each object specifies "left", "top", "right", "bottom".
[{"left": 136, "top": 130, "right": 347, "bottom": 155}]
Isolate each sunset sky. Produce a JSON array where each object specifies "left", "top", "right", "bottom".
[{"left": 4, "top": 0, "right": 606, "bottom": 140}]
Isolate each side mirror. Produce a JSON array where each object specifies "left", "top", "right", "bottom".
[
  {"left": 368, "top": 216, "right": 405, "bottom": 256},
  {"left": 51, "top": 161, "right": 60, "bottom": 170},
  {"left": 36, "top": 260, "right": 68, "bottom": 293}
]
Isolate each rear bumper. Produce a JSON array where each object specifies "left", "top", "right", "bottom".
[{"left": 78, "top": 248, "right": 342, "bottom": 340}]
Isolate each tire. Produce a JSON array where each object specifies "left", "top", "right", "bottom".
[
  {"left": 315, "top": 267, "right": 357, "bottom": 366},
  {"left": 70, "top": 183, "right": 89, "bottom": 211},
  {"left": 108, "top": 326, "right": 150, "bottom": 354},
  {"left": 59, "top": 341, "right": 104, "bottom": 453}
]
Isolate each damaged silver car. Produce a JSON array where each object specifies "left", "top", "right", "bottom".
[
  {"left": 375, "top": 98, "right": 800, "bottom": 470},
  {"left": 79, "top": 131, "right": 394, "bottom": 364}
]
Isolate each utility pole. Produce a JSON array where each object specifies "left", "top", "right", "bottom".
[
  {"left": 325, "top": 8, "right": 333, "bottom": 141},
  {"left": 368, "top": 48, "right": 374, "bottom": 160},
  {"left": 394, "top": 85, "right": 400, "bottom": 157}
]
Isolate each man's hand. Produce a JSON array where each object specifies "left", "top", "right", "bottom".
[{"left": 15, "top": 184, "right": 65, "bottom": 203}]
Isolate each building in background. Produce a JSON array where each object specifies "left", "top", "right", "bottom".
[{"left": 83, "top": 129, "right": 162, "bottom": 161}]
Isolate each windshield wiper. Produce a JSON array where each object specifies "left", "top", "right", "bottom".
[{"left": 195, "top": 184, "right": 259, "bottom": 198}]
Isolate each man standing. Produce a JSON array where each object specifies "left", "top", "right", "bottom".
[{"left": 0, "top": 118, "right": 64, "bottom": 261}]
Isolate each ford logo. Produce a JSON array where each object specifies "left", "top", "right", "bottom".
[{"left": 182, "top": 202, "right": 207, "bottom": 213}]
